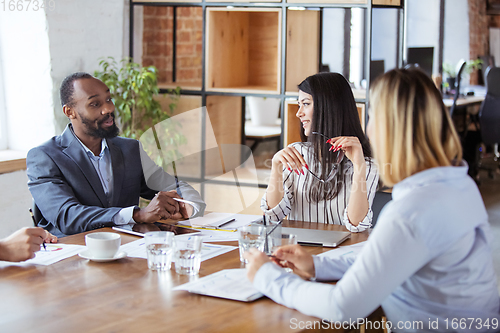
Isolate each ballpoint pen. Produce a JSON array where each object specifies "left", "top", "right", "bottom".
[
  {"left": 215, "top": 218, "right": 236, "bottom": 229},
  {"left": 29, "top": 209, "right": 46, "bottom": 250}
]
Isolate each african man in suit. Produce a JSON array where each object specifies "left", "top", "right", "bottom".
[{"left": 27, "top": 73, "right": 205, "bottom": 237}]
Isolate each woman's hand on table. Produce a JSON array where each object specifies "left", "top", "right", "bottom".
[
  {"left": 244, "top": 245, "right": 316, "bottom": 282},
  {"left": 272, "top": 244, "right": 316, "bottom": 280},
  {"left": 244, "top": 248, "right": 271, "bottom": 282}
]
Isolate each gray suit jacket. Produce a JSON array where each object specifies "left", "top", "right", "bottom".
[{"left": 27, "top": 124, "right": 205, "bottom": 236}]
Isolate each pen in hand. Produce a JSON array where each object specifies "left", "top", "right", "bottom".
[{"left": 29, "top": 209, "right": 46, "bottom": 250}]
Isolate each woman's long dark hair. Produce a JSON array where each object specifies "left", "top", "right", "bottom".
[{"left": 298, "top": 72, "right": 371, "bottom": 202}]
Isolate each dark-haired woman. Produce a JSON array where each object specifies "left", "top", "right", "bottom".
[{"left": 261, "top": 72, "right": 378, "bottom": 232}]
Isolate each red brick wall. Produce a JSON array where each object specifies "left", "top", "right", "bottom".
[
  {"left": 469, "top": 0, "right": 488, "bottom": 85},
  {"left": 142, "top": 6, "right": 202, "bottom": 85}
]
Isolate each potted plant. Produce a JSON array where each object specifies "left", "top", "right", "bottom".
[
  {"left": 94, "top": 57, "right": 186, "bottom": 168},
  {"left": 442, "top": 59, "right": 483, "bottom": 89}
]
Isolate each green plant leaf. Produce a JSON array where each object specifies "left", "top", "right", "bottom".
[{"left": 94, "top": 57, "right": 186, "bottom": 160}]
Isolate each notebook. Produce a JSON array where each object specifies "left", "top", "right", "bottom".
[{"left": 281, "top": 227, "right": 351, "bottom": 247}]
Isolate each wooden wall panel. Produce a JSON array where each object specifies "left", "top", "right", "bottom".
[
  {"left": 286, "top": 9, "right": 320, "bottom": 92},
  {"left": 249, "top": 12, "right": 281, "bottom": 90},
  {"left": 372, "top": 0, "right": 401, "bottom": 5},
  {"left": 284, "top": 100, "right": 302, "bottom": 146},
  {"left": 205, "top": 96, "right": 243, "bottom": 176},
  {"left": 206, "top": 8, "right": 281, "bottom": 93}
]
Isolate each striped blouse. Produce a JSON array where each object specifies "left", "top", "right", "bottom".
[{"left": 261, "top": 142, "right": 379, "bottom": 232}]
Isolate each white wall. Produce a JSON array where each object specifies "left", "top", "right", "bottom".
[
  {"left": 45, "top": 0, "right": 127, "bottom": 134},
  {"left": 443, "top": 0, "right": 469, "bottom": 69},
  {"left": 0, "top": 9, "right": 55, "bottom": 151},
  {"left": 322, "top": 8, "right": 345, "bottom": 74},
  {"left": 0, "top": 170, "right": 33, "bottom": 238},
  {"left": 0, "top": 1, "right": 129, "bottom": 239},
  {"left": 371, "top": 8, "right": 399, "bottom": 71},
  {"left": 0, "top": 43, "right": 7, "bottom": 150},
  {"left": 350, "top": 8, "right": 365, "bottom": 88},
  {"left": 406, "top": 0, "right": 440, "bottom": 75}
]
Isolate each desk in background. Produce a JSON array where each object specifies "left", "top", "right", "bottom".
[
  {"left": 0, "top": 221, "right": 373, "bottom": 332},
  {"left": 442, "top": 95, "right": 485, "bottom": 109}
]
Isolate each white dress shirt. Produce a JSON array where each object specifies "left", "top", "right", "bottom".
[
  {"left": 75, "top": 135, "right": 134, "bottom": 225},
  {"left": 254, "top": 163, "right": 500, "bottom": 332},
  {"left": 261, "top": 142, "right": 379, "bottom": 232}
]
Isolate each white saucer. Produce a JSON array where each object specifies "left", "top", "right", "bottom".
[{"left": 78, "top": 250, "right": 128, "bottom": 262}]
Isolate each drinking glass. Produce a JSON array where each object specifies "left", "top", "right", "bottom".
[
  {"left": 144, "top": 231, "right": 174, "bottom": 271},
  {"left": 238, "top": 225, "right": 266, "bottom": 263},
  {"left": 271, "top": 233, "right": 298, "bottom": 253},
  {"left": 174, "top": 235, "right": 203, "bottom": 275},
  {"left": 272, "top": 233, "right": 298, "bottom": 273}
]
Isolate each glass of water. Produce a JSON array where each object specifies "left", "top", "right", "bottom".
[
  {"left": 271, "top": 233, "right": 298, "bottom": 253},
  {"left": 144, "top": 231, "right": 174, "bottom": 271},
  {"left": 174, "top": 235, "right": 203, "bottom": 275},
  {"left": 271, "top": 233, "right": 297, "bottom": 273},
  {"left": 238, "top": 225, "right": 266, "bottom": 263}
]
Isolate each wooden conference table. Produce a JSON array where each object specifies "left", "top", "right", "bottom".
[{"left": 0, "top": 221, "right": 370, "bottom": 333}]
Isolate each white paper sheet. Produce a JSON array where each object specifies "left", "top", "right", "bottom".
[
  {"left": 186, "top": 229, "right": 240, "bottom": 242},
  {"left": 317, "top": 241, "right": 366, "bottom": 260},
  {"left": 0, "top": 243, "right": 85, "bottom": 267},
  {"left": 121, "top": 238, "right": 237, "bottom": 261},
  {"left": 178, "top": 213, "right": 261, "bottom": 230},
  {"left": 173, "top": 268, "right": 263, "bottom": 302}
]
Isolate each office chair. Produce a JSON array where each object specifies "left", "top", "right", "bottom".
[
  {"left": 449, "top": 60, "right": 467, "bottom": 118},
  {"left": 478, "top": 55, "right": 495, "bottom": 85},
  {"left": 478, "top": 66, "right": 500, "bottom": 179},
  {"left": 32, "top": 198, "right": 43, "bottom": 226},
  {"left": 371, "top": 190, "right": 392, "bottom": 228}
]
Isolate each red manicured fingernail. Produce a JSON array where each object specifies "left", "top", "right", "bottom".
[
  {"left": 288, "top": 168, "right": 292, "bottom": 172},
  {"left": 301, "top": 169, "right": 305, "bottom": 175},
  {"left": 334, "top": 147, "right": 339, "bottom": 152},
  {"left": 329, "top": 146, "right": 334, "bottom": 151},
  {"left": 305, "top": 164, "right": 309, "bottom": 170},
  {"left": 295, "top": 170, "right": 300, "bottom": 176},
  {"left": 338, "top": 145, "right": 342, "bottom": 148}
]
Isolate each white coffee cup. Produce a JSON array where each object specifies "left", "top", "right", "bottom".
[{"left": 85, "top": 232, "right": 121, "bottom": 259}]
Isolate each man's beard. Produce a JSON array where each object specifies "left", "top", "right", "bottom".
[{"left": 81, "top": 113, "right": 120, "bottom": 139}]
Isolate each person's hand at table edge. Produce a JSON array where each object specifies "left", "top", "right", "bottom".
[
  {"left": 244, "top": 248, "right": 271, "bottom": 283},
  {"left": 133, "top": 190, "right": 181, "bottom": 223},
  {"left": 272, "top": 244, "right": 316, "bottom": 280},
  {"left": 0, "top": 227, "right": 58, "bottom": 262}
]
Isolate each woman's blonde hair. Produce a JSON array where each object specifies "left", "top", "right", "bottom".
[{"left": 369, "top": 68, "right": 462, "bottom": 186}]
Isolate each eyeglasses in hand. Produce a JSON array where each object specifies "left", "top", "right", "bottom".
[{"left": 306, "top": 132, "right": 344, "bottom": 183}]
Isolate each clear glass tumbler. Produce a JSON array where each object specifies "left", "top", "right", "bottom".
[
  {"left": 144, "top": 231, "right": 174, "bottom": 271},
  {"left": 174, "top": 235, "right": 203, "bottom": 275},
  {"left": 238, "top": 225, "right": 266, "bottom": 263}
]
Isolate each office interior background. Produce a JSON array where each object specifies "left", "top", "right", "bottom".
[{"left": 0, "top": 0, "right": 499, "bottom": 287}]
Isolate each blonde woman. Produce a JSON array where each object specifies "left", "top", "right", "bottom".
[{"left": 245, "top": 68, "right": 499, "bottom": 328}]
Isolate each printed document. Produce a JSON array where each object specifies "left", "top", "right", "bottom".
[
  {"left": 173, "top": 268, "right": 263, "bottom": 302},
  {"left": 0, "top": 243, "right": 85, "bottom": 267}
]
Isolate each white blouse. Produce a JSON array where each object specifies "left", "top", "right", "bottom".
[
  {"left": 261, "top": 142, "right": 379, "bottom": 232},
  {"left": 253, "top": 164, "right": 500, "bottom": 329}
]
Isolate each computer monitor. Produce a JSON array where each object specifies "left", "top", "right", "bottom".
[
  {"left": 407, "top": 47, "right": 434, "bottom": 78},
  {"left": 370, "top": 60, "right": 385, "bottom": 83}
]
